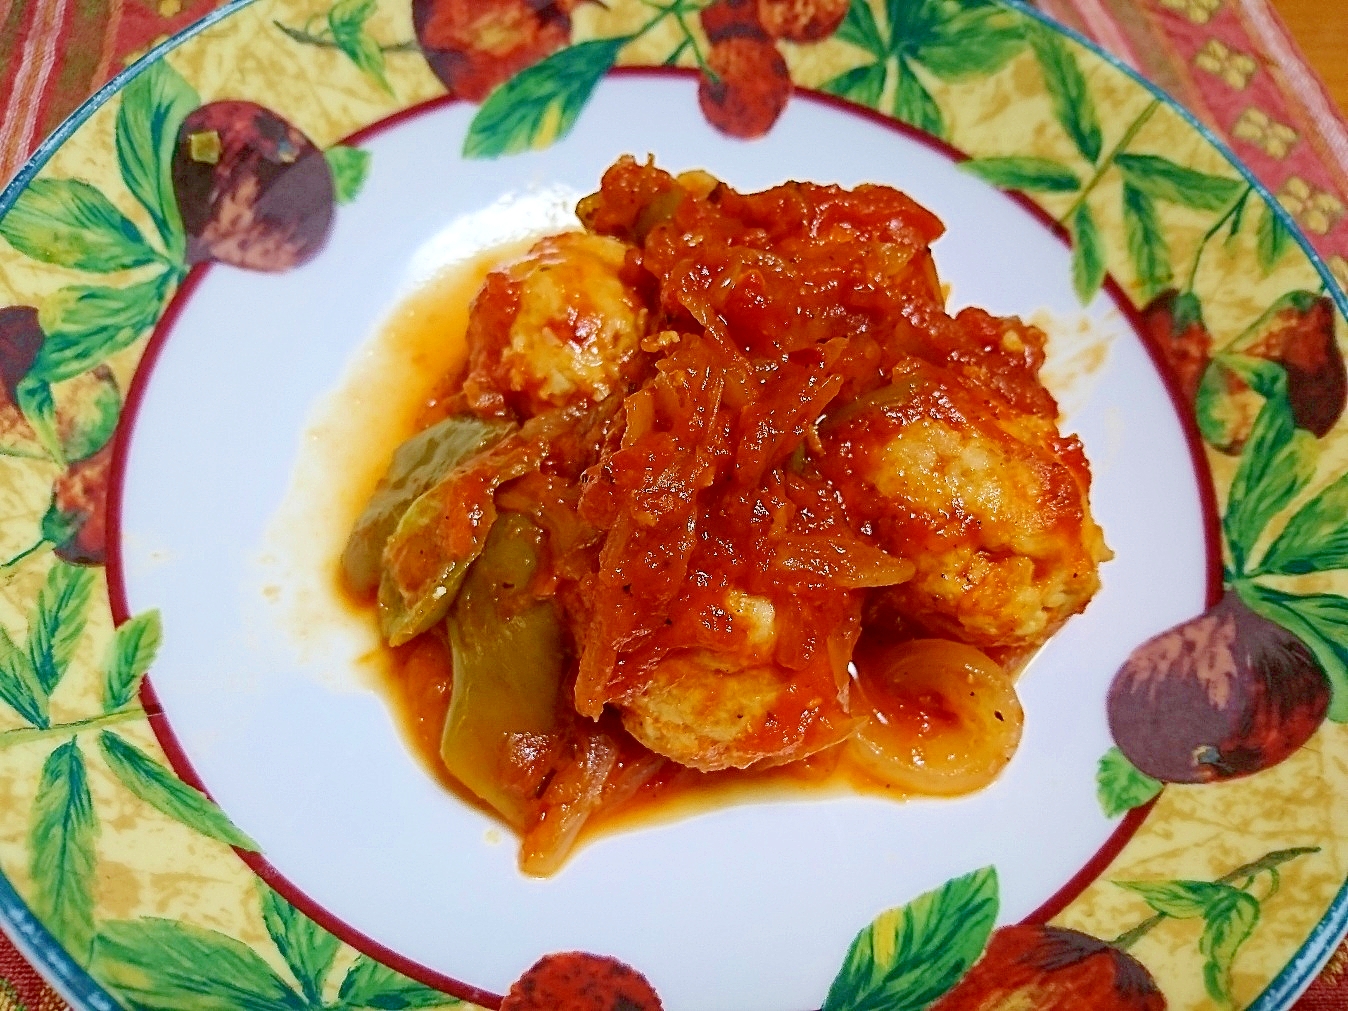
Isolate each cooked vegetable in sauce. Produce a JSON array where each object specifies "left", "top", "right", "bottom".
[{"left": 343, "top": 157, "right": 1111, "bottom": 874}]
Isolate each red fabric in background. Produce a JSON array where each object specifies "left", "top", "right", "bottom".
[
  {"left": 1299, "top": 943, "right": 1348, "bottom": 1008},
  {"left": 1037, "top": 0, "right": 1348, "bottom": 292},
  {"left": 1, "top": 0, "right": 1346, "bottom": 1007},
  {"left": 0, "top": 935, "right": 64, "bottom": 1011}
]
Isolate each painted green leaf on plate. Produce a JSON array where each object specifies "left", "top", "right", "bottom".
[
  {"left": 337, "top": 954, "right": 462, "bottom": 1009},
  {"left": 0, "top": 179, "right": 160, "bottom": 272},
  {"left": 886, "top": 0, "right": 922, "bottom": 44},
  {"left": 328, "top": 0, "right": 376, "bottom": 36},
  {"left": 103, "top": 610, "right": 163, "bottom": 712},
  {"left": 1221, "top": 351, "right": 1284, "bottom": 396},
  {"left": 35, "top": 273, "right": 172, "bottom": 383},
  {"left": 92, "top": 918, "right": 307, "bottom": 1011},
  {"left": 1235, "top": 582, "right": 1348, "bottom": 722},
  {"left": 29, "top": 739, "right": 98, "bottom": 963},
  {"left": 1069, "top": 202, "right": 1105, "bottom": 304},
  {"left": 1194, "top": 355, "right": 1281, "bottom": 451},
  {"left": 1195, "top": 359, "right": 1234, "bottom": 449},
  {"left": 463, "top": 37, "right": 628, "bottom": 158},
  {"left": 1226, "top": 188, "right": 1250, "bottom": 245},
  {"left": 0, "top": 622, "right": 47, "bottom": 728},
  {"left": 1200, "top": 888, "right": 1260, "bottom": 1008},
  {"left": 260, "top": 885, "right": 341, "bottom": 1007},
  {"left": 1115, "top": 879, "right": 1230, "bottom": 919},
  {"left": 821, "top": 63, "right": 886, "bottom": 107},
  {"left": 1115, "top": 153, "right": 1243, "bottom": 211},
  {"left": 821, "top": 866, "right": 998, "bottom": 1011},
  {"left": 114, "top": 58, "right": 199, "bottom": 259},
  {"left": 959, "top": 156, "right": 1080, "bottom": 192},
  {"left": 326, "top": 147, "right": 373, "bottom": 205},
  {"left": 1121, "top": 182, "right": 1172, "bottom": 299},
  {"left": 1224, "top": 395, "right": 1318, "bottom": 574},
  {"left": 28, "top": 561, "right": 94, "bottom": 697},
  {"left": 893, "top": 59, "right": 943, "bottom": 138},
  {"left": 1096, "top": 746, "right": 1161, "bottom": 817},
  {"left": 835, "top": 0, "right": 885, "bottom": 56},
  {"left": 1027, "top": 26, "right": 1101, "bottom": 163},
  {"left": 918, "top": 8, "right": 1025, "bottom": 82},
  {"left": 15, "top": 376, "right": 63, "bottom": 465},
  {"left": 1114, "top": 876, "right": 1260, "bottom": 1007},
  {"left": 1256, "top": 200, "right": 1292, "bottom": 274},
  {"left": 329, "top": 0, "right": 392, "bottom": 94},
  {"left": 1256, "top": 470, "right": 1348, "bottom": 575},
  {"left": 98, "top": 731, "right": 258, "bottom": 851},
  {"left": 40, "top": 499, "right": 81, "bottom": 550}
]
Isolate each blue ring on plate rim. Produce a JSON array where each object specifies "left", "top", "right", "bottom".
[
  {"left": 0, "top": 0, "right": 1345, "bottom": 1007},
  {"left": 0, "top": 857, "right": 118, "bottom": 1011}
]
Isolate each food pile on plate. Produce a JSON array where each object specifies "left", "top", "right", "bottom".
[{"left": 343, "top": 157, "right": 1111, "bottom": 874}]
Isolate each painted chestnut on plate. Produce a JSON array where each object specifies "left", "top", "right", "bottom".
[
  {"left": 929, "top": 925, "right": 1165, "bottom": 1011},
  {"left": 1107, "top": 590, "right": 1330, "bottom": 783},
  {"left": 172, "top": 101, "right": 335, "bottom": 272},
  {"left": 0, "top": 305, "right": 43, "bottom": 397}
]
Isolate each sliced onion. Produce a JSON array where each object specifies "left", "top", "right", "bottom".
[{"left": 847, "top": 638, "right": 1023, "bottom": 795}]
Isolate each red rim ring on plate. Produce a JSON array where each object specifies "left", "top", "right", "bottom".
[{"left": 103, "top": 70, "right": 1226, "bottom": 1008}]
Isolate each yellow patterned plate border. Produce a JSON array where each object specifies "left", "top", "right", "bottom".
[{"left": 1, "top": 0, "right": 1347, "bottom": 1008}]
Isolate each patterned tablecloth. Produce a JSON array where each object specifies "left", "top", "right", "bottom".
[{"left": 2, "top": 0, "right": 1347, "bottom": 1008}]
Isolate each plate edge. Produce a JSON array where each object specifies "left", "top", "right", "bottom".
[
  {"left": 0, "top": 2, "right": 1342, "bottom": 1008},
  {"left": 0, "top": 870, "right": 120, "bottom": 1011}
]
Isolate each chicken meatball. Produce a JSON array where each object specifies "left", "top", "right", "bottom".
[
  {"left": 821, "top": 358, "right": 1111, "bottom": 649},
  {"left": 463, "top": 232, "right": 649, "bottom": 417},
  {"left": 619, "top": 589, "right": 860, "bottom": 770}
]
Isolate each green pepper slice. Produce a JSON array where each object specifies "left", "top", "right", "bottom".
[
  {"left": 442, "top": 512, "right": 567, "bottom": 827},
  {"left": 343, "top": 414, "right": 514, "bottom": 594}
]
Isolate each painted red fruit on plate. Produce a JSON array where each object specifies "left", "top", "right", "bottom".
[
  {"left": 1107, "top": 590, "right": 1330, "bottom": 783},
  {"left": 49, "top": 441, "right": 112, "bottom": 565},
  {"left": 172, "top": 101, "right": 335, "bottom": 272},
  {"left": 1243, "top": 292, "right": 1345, "bottom": 438},
  {"left": 500, "top": 952, "right": 663, "bottom": 1011},
  {"left": 412, "top": 0, "right": 572, "bottom": 102},
  {"left": 697, "top": 37, "right": 792, "bottom": 139},
  {"left": 929, "top": 925, "right": 1166, "bottom": 1010},
  {"left": 1139, "top": 289, "right": 1211, "bottom": 405},
  {"left": 755, "top": 0, "right": 848, "bottom": 41},
  {"left": 700, "top": 0, "right": 764, "bottom": 41}
]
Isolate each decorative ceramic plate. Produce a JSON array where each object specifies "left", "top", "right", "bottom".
[{"left": 1, "top": 0, "right": 1346, "bottom": 1008}]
